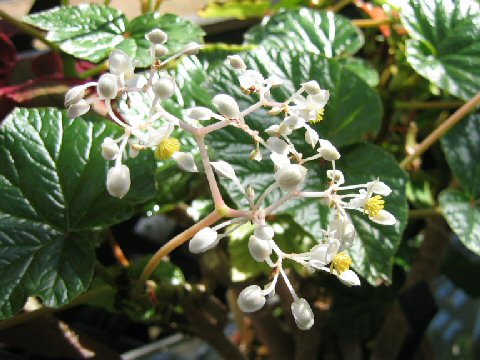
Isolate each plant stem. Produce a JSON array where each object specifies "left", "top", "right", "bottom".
[
  {"left": 135, "top": 210, "right": 223, "bottom": 291},
  {"left": 78, "top": 61, "right": 108, "bottom": 79},
  {"left": 107, "top": 229, "right": 130, "bottom": 267},
  {"left": 0, "top": 285, "right": 112, "bottom": 331},
  {"left": 400, "top": 92, "right": 480, "bottom": 170},
  {"left": 0, "top": 9, "right": 61, "bottom": 52},
  {"left": 94, "top": 261, "right": 117, "bottom": 287},
  {"left": 395, "top": 100, "right": 464, "bottom": 110},
  {"left": 352, "top": 18, "right": 397, "bottom": 28},
  {"left": 409, "top": 207, "right": 442, "bottom": 219},
  {"left": 330, "top": 0, "right": 353, "bottom": 12}
]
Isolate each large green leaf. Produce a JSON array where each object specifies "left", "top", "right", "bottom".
[
  {"left": 439, "top": 190, "right": 480, "bottom": 256},
  {"left": 23, "top": 5, "right": 204, "bottom": 66},
  {"left": 244, "top": 9, "right": 364, "bottom": 57},
  {"left": 208, "top": 47, "right": 382, "bottom": 148},
  {"left": 440, "top": 113, "right": 480, "bottom": 198},
  {"left": 0, "top": 108, "right": 156, "bottom": 319},
  {"left": 401, "top": 0, "right": 480, "bottom": 101}
]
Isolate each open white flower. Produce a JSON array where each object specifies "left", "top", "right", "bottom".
[
  {"left": 239, "top": 69, "right": 264, "bottom": 93},
  {"left": 291, "top": 92, "right": 329, "bottom": 123}
]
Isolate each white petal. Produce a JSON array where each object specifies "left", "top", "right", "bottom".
[
  {"left": 305, "top": 126, "right": 319, "bottom": 148},
  {"left": 326, "top": 169, "right": 344, "bottom": 184},
  {"left": 318, "top": 140, "right": 340, "bottom": 161},
  {"left": 172, "top": 152, "right": 198, "bottom": 172},
  {"left": 338, "top": 270, "right": 361, "bottom": 286},
  {"left": 282, "top": 115, "right": 305, "bottom": 130},
  {"left": 370, "top": 210, "right": 396, "bottom": 225},
  {"left": 211, "top": 160, "right": 238, "bottom": 181},
  {"left": 270, "top": 153, "right": 291, "bottom": 168},
  {"left": 267, "top": 137, "right": 290, "bottom": 155},
  {"left": 367, "top": 180, "right": 392, "bottom": 196},
  {"left": 265, "top": 124, "right": 280, "bottom": 136},
  {"left": 292, "top": 94, "right": 307, "bottom": 106}
]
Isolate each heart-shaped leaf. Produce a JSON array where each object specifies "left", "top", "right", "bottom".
[
  {"left": 0, "top": 108, "right": 156, "bottom": 319},
  {"left": 400, "top": 0, "right": 480, "bottom": 101}
]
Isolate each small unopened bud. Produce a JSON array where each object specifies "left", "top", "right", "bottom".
[
  {"left": 183, "top": 42, "right": 202, "bottom": 55},
  {"left": 254, "top": 224, "right": 274, "bottom": 240},
  {"left": 97, "top": 73, "right": 118, "bottom": 99},
  {"left": 101, "top": 137, "right": 119, "bottom": 160},
  {"left": 64, "top": 85, "right": 85, "bottom": 107},
  {"left": 189, "top": 227, "right": 219, "bottom": 254},
  {"left": 154, "top": 44, "right": 168, "bottom": 58},
  {"left": 67, "top": 99, "right": 90, "bottom": 119},
  {"left": 146, "top": 29, "right": 168, "bottom": 44},
  {"left": 318, "top": 140, "right": 340, "bottom": 161},
  {"left": 248, "top": 235, "right": 272, "bottom": 262},
  {"left": 305, "top": 126, "right": 319, "bottom": 148},
  {"left": 237, "top": 285, "right": 266, "bottom": 313},
  {"left": 303, "top": 80, "right": 321, "bottom": 95},
  {"left": 227, "top": 55, "right": 247, "bottom": 70},
  {"left": 186, "top": 107, "right": 213, "bottom": 121},
  {"left": 108, "top": 50, "right": 132, "bottom": 75},
  {"left": 172, "top": 152, "right": 198, "bottom": 172},
  {"left": 291, "top": 298, "right": 314, "bottom": 330},
  {"left": 274, "top": 164, "right": 307, "bottom": 192},
  {"left": 326, "top": 169, "right": 344, "bottom": 184},
  {"left": 153, "top": 77, "right": 175, "bottom": 99},
  {"left": 106, "top": 165, "right": 131, "bottom": 199},
  {"left": 267, "top": 106, "right": 283, "bottom": 116},
  {"left": 212, "top": 94, "right": 240, "bottom": 118}
]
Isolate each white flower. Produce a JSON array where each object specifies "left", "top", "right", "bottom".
[
  {"left": 213, "top": 94, "right": 240, "bottom": 118},
  {"left": 282, "top": 115, "right": 305, "bottom": 130},
  {"left": 64, "top": 85, "right": 87, "bottom": 107},
  {"left": 328, "top": 216, "right": 355, "bottom": 250},
  {"left": 266, "top": 137, "right": 290, "bottom": 155},
  {"left": 146, "top": 29, "right": 168, "bottom": 44},
  {"left": 183, "top": 42, "right": 203, "bottom": 55},
  {"left": 326, "top": 169, "right": 345, "bottom": 185},
  {"left": 101, "top": 137, "right": 119, "bottom": 160},
  {"left": 154, "top": 44, "right": 168, "bottom": 58},
  {"left": 270, "top": 153, "right": 291, "bottom": 169},
  {"left": 292, "top": 93, "right": 329, "bottom": 122},
  {"left": 291, "top": 298, "right": 314, "bottom": 330},
  {"left": 265, "top": 124, "right": 292, "bottom": 137},
  {"left": 189, "top": 227, "right": 218, "bottom": 253},
  {"left": 106, "top": 165, "right": 131, "bottom": 199},
  {"left": 338, "top": 270, "right": 361, "bottom": 286},
  {"left": 248, "top": 235, "right": 272, "bottom": 262},
  {"left": 239, "top": 69, "right": 264, "bottom": 93},
  {"left": 172, "top": 152, "right": 198, "bottom": 172},
  {"left": 304, "top": 125, "right": 319, "bottom": 148},
  {"left": 318, "top": 140, "right": 340, "bottom": 161},
  {"left": 108, "top": 49, "right": 134, "bottom": 78},
  {"left": 67, "top": 99, "right": 90, "bottom": 119},
  {"left": 274, "top": 164, "right": 307, "bottom": 192},
  {"left": 309, "top": 240, "right": 340, "bottom": 267},
  {"left": 227, "top": 55, "right": 246, "bottom": 70},
  {"left": 302, "top": 80, "right": 321, "bottom": 95},
  {"left": 237, "top": 285, "right": 266, "bottom": 313}
]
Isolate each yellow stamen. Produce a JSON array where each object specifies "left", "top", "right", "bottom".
[
  {"left": 309, "top": 108, "right": 324, "bottom": 124},
  {"left": 330, "top": 251, "right": 352, "bottom": 275},
  {"left": 364, "top": 195, "right": 384, "bottom": 218},
  {"left": 155, "top": 138, "right": 180, "bottom": 160}
]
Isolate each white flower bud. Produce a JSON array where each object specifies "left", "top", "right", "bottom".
[
  {"left": 101, "top": 137, "right": 119, "bottom": 160},
  {"left": 146, "top": 29, "right": 168, "bottom": 44},
  {"left": 64, "top": 85, "right": 85, "bottom": 107},
  {"left": 303, "top": 80, "right": 321, "bottom": 95},
  {"left": 227, "top": 55, "right": 247, "bottom": 70},
  {"left": 172, "top": 152, "right": 198, "bottom": 172},
  {"left": 338, "top": 270, "right": 361, "bottom": 286},
  {"left": 183, "top": 42, "right": 203, "bottom": 55},
  {"left": 154, "top": 44, "right": 168, "bottom": 58},
  {"left": 97, "top": 73, "right": 118, "bottom": 99},
  {"left": 254, "top": 224, "right": 274, "bottom": 240},
  {"left": 237, "top": 285, "right": 266, "bottom": 313},
  {"left": 291, "top": 298, "right": 314, "bottom": 330},
  {"left": 153, "top": 77, "right": 175, "bottom": 100},
  {"left": 265, "top": 124, "right": 280, "bottom": 136},
  {"left": 212, "top": 94, "right": 240, "bottom": 118},
  {"left": 305, "top": 126, "right": 319, "bottom": 148},
  {"left": 267, "top": 106, "right": 283, "bottom": 116},
  {"left": 248, "top": 235, "right": 272, "bottom": 262},
  {"left": 186, "top": 106, "right": 213, "bottom": 121},
  {"left": 274, "top": 164, "right": 307, "bottom": 192},
  {"left": 108, "top": 50, "right": 132, "bottom": 75},
  {"left": 106, "top": 165, "right": 131, "bottom": 199},
  {"left": 283, "top": 115, "right": 304, "bottom": 130},
  {"left": 367, "top": 180, "right": 392, "bottom": 196},
  {"left": 189, "top": 227, "right": 219, "bottom": 254},
  {"left": 129, "top": 146, "right": 139, "bottom": 158},
  {"left": 67, "top": 99, "right": 90, "bottom": 119},
  {"left": 267, "top": 137, "right": 289, "bottom": 155},
  {"left": 318, "top": 140, "right": 340, "bottom": 161}
]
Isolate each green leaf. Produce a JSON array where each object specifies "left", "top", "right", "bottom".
[
  {"left": 442, "top": 243, "right": 480, "bottom": 297},
  {"left": 244, "top": 9, "right": 364, "bottom": 58},
  {"left": 338, "top": 58, "right": 379, "bottom": 87},
  {"left": 23, "top": 6, "right": 204, "bottom": 66},
  {"left": 400, "top": 0, "right": 480, "bottom": 101},
  {"left": 0, "top": 108, "right": 156, "bottom": 319},
  {"left": 199, "top": 0, "right": 270, "bottom": 19},
  {"left": 439, "top": 190, "right": 480, "bottom": 256},
  {"left": 23, "top": 4, "right": 127, "bottom": 64},
  {"left": 208, "top": 47, "right": 382, "bottom": 147},
  {"left": 440, "top": 114, "right": 480, "bottom": 198}
]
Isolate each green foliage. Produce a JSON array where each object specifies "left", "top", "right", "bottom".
[
  {"left": 245, "top": 9, "right": 364, "bottom": 58},
  {"left": 400, "top": 0, "right": 480, "bottom": 101},
  {"left": 0, "top": 108, "right": 156, "bottom": 319},
  {"left": 23, "top": 5, "right": 204, "bottom": 66}
]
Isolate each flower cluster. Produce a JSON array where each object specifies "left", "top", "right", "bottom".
[{"left": 66, "top": 28, "right": 397, "bottom": 330}]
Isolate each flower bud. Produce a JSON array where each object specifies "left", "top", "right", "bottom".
[
  {"left": 283, "top": 115, "right": 304, "bottom": 130},
  {"left": 248, "top": 235, "right": 272, "bottom": 262},
  {"left": 305, "top": 126, "right": 319, "bottom": 148},
  {"left": 146, "top": 29, "right": 168, "bottom": 44},
  {"left": 101, "top": 137, "right": 119, "bottom": 160},
  {"left": 267, "top": 106, "right": 283, "bottom": 116},
  {"left": 172, "top": 152, "right": 198, "bottom": 172},
  {"left": 326, "top": 169, "right": 344, "bottom": 184},
  {"left": 153, "top": 77, "right": 175, "bottom": 99},
  {"left": 108, "top": 50, "right": 132, "bottom": 75},
  {"left": 64, "top": 85, "right": 85, "bottom": 107},
  {"left": 303, "top": 80, "right": 320, "bottom": 95},
  {"left": 254, "top": 224, "right": 274, "bottom": 240},
  {"left": 183, "top": 42, "right": 202, "bottom": 55},
  {"left": 106, "top": 165, "right": 131, "bottom": 199},
  {"left": 267, "top": 137, "right": 289, "bottom": 155},
  {"left": 227, "top": 55, "right": 247, "bottom": 70},
  {"left": 154, "top": 44, "right": 168, "bottom": 58},
  {"left": 97, "top": 73, "right": 118, "bottom": 99},
  {"left": 189, "top": 227, "right": 218, "bottom": 253},
  {"left": 237, "top": 285, "right": 266, "bottom": 313},
  {"left": 291, "top": 298, "right": 314, "bottom": 330},
  {"left": 186, "top": 107, "right": 213, "bottom": 121},
  {"left": 318, "top": 140, "right": 340, "bottom": 161},
  {"left": 212, "top": 94, "right": 240, "bottom": 118},
  {"left": 67, "top": 99, "right": 90, "bottom": 119},
  {"left": 274, "top": 164, "right": 307, "bottom": 192}
]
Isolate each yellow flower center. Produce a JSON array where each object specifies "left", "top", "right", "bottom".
[
  {"left": 364, "top": 195, "right": 384, "bottom": 218},
  {"left": 309, "top": 108, "right": 324, "bottom": 124},
  {"left": 330, "top": 251, "right": 352, "bottom": 275},
  {"left": 155, "top": 138, "right": 180, "bottom": 160}
]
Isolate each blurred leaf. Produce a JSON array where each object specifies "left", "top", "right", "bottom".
[
  {"left": 400, "top": 0, "right": 480, "bottom": 101},
  {"left": 439, "top": 190, "right": 480, "bottom": 257},
  {"left": 245, "top": 9, "right": 364, "bottom": 57},
  {"left": 0, "top": 108, "right": 156, "bottom": 319},
  {"left": 338, "top": 57, "right": 379, "bottom": 87},
  {"left": 128, "top": 256, "right": 184, "bottom": 285},
  {"left": 199, "top": 0, "right": 270, "bottom": 19},
  {"left": 442, "top": 242, "right": 480, "bottom": 297}
]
